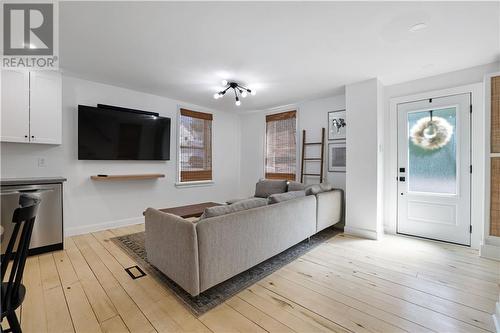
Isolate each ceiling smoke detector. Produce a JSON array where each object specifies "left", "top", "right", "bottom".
[{"left": 409, "top": 22, "right": 427, "bottom": 32}]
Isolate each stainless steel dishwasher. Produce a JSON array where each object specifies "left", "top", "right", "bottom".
[{"left": 1, "top": 180, "right": 64, "bottom": 255}]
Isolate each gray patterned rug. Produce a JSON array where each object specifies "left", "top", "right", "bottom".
[{"left": 111, "top": 227, "right": 340, "bottom": 316}]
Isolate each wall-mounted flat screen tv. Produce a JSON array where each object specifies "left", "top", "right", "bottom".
[{"left": 78, "top": 105, "right": 171, "bottom": 160}]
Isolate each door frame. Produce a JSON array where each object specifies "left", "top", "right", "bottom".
[
  {"left": 387, "top": 83, "right": 484, "bottom": 249},
  {"left": 396, "top": 94, "right": 471, "bottom": 245}
]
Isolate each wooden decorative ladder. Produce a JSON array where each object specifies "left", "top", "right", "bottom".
[{"left": 300, "top": 128, "right": 325, "bottom": 183}]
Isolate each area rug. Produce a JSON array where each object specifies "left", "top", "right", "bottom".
[{"left": 111, "top": 227, "right": 339, "bottom": 316}]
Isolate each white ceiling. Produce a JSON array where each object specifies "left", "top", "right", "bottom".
[{"left": 60, "top": 1, "right": 500, "bottom": 112}]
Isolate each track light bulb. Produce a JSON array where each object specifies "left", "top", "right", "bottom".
[
  {"left": 250, "top": 90, "right": 256, "bottom": 96},
  {"left": 221, "top": 80, "right": 228, "bottom": 86},
  {"left": 235, "top": 100, "right": 241, "bottom": 106},
  {"left": 241, "top": 91, "right": 248, "bottom": 98},
  {"left": 213, "top": 93, "right": 220, "bottom": 99}
]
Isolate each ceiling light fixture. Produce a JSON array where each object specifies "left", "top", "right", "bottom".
[
  {"left": 409, "top": 22, "right": 427, "bottom": 32},
  {"left": 213, "top": 80, "right": 256, "bottom": 106}
]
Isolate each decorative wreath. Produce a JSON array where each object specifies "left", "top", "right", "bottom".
[{"left": 410, "top": 115, "right": 453, "bottom": 150}]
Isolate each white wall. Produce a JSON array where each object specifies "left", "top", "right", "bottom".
[
  {"left": 1, "top": 75, "right": 241, "bottom": 236},
  {"left": 383, "top": 62, "right": 500, "bottom": 249},
  {"left": 299, "top": 95, "right": 347, "bottom": 190},
  {"left": 344, "top": 78, "right": 384, "bottom": 240},
  {"left": 238, "top": 95, "right": 346, "bottom": 198}
]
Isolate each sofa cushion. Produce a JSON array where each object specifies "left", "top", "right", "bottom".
[
  {"left": 268, "top": 190, "right": 306, "bottom": 204},
  {"left": 200, "top": 197, "right": 268, "bottom": 219},
  {"left": 254, "top": 179, "right": 287, "bottom": 198},
  {"left": 287, "top": 181, "right": 306, "bottom": 192},
  {"left": 226, "top": 197, "right": 250, "bottom": 205}
]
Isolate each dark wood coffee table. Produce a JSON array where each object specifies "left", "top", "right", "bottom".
[{"left": 154, "top": 202, "right": 222, "bottom": 219}]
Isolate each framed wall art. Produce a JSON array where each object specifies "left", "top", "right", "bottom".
[
  {"left": 328, "top": 141, "right": 346, "bottom": 172},
  {"left": 328, "top": 110, "right": 346, "bottom": 140}
]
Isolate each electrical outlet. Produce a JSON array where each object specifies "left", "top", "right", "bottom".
[{"left": 37, "top": 157, "right": 47, "bottom": 168}]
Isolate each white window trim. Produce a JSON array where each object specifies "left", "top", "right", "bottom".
[
  {"left": 175, "top": 180, "right": 214, "bottom": 188},
  {"left": 482, "top": 72, "right": 500, "bottom": 259},
  {"left": 176, "top": 106, "right": 215, "bottom": 186}
]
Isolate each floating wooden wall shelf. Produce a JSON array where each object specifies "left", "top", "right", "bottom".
[{"left": 90, "top": 174, "right": 165, "bottom": 181}]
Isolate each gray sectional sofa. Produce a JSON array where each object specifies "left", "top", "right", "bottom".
[{"left": 144, "top": 180, "right": 343, "bottom": 296}]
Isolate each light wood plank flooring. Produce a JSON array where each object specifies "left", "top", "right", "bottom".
[{"left": 3, "top": 224, "right": 499, "bottom": 333}]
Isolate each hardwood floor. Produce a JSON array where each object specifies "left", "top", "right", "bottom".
[{"left": 4, "top": 223, "right": 499, "bottom": 333}]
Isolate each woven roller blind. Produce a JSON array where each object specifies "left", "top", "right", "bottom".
[
  {"left": 265, "top": 111, "right": 297, "bottom": 181},
  {"left": 491, "top": 76, "right": 500, "bottom": 237},
  {"left": 179, "top": 109, "right": 213, "bottom": 182},
  {"left": 490, "top": 158, "right": 500, "bottom": 237},
  {"left": 491, "top": 76, "right": 500, "bottom": 153}
]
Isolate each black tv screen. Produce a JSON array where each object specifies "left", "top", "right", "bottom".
[{"left": 78, "top": 105, "right": 170, "bottom": 160}]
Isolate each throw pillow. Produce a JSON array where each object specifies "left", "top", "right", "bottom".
[
  {"left": 305, "top": 184, "right": 322, "bottom": 195},
  {"left": 268, "top": 190, "right": 306, "bottom": 204},
  {"left": 200, "top": 197, "right": 268, "bottom": 219},
  {"left": 254, "top": 179, "right": 287, "bottom": 198},
  {"left": 287, "top": 181, "right": 306, "bottom": 192},
  {"left": 320, "top": 183, "right": 334, "bottom": 192},
  {"left": 305, "top": 183, "right": 335, "bottom": 195}
]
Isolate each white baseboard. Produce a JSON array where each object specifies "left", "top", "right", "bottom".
[
  {"left": 65, "top": 216, "right": 144, "bottom": 237},
  {"left": 480, "top": 242, "right": 500, "bottom": 261},
  {"left": 344, "top": 226, "right": 381, "bottom": 240},
  {"left": 493, "top": 301, "right": 500, "bottom": 333},
  {"left": 383, "top": 224, "right": 396, "bottom": 235}
]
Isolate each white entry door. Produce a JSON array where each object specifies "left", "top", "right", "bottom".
[{"left": 397, "top": 93, "right": 471, "bottom": 245}]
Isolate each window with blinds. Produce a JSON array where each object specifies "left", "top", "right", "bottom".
[
  {"left": 265, "top": 111, "right": 297, "bottom": 181},
  {"left": 179, "top": 109, "right": 213, "bottom": 182}
]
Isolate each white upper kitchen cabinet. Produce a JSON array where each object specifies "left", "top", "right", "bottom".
[
  {"left": 29, "top": 71, "right": 62, "bottom": 144},
  {"left": 0, "top": 70, "right": 62, "bottom": 145},
  {"left": 1, "top": 70, "right": 30, "bottom": 143}
]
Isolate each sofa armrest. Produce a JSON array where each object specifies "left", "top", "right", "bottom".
[
  {"left": 316, "top": 189, "right": 343, "bottom": 232},
  {"left": 144, "top": 208, "right": 200, "bottom": 296}
]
